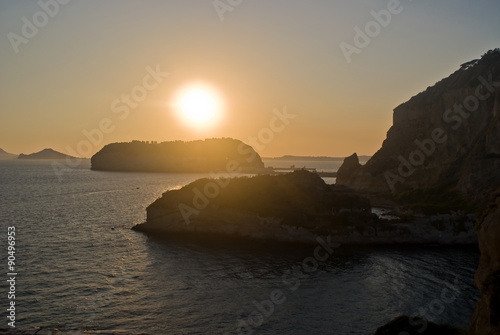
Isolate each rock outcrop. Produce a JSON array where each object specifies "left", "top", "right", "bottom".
[
  {"left": 91, "top": 138, "right": 264, "bottom": 173},
  {"left": 336, "top": 153, "right": 362, "bottom": 184},
  {"left": 134, "top": 170, "right": 371, "bottom": 243},
  {"left": 133, "top": 171, "right": 476, "bottom": 244}
]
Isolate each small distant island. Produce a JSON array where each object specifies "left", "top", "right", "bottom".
[
  {"left": 91, "top": 138, "right": 265, "bottom": 173},
  {"left": 18, "top": 148, "right": 79, "bottom": 160},
  {"left": 0, "top": 148, "right": 17, "bottom": 159}
]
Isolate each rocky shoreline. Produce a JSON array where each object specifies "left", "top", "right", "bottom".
[
  {"left": 133, "top": 171, "right": 477, "bottom": 245},
  {"left": 346, "top": 49, "right": 500, "bottom": 335},
  {"left": 132, "top": 49, "right": 500, "bottom": 334}
]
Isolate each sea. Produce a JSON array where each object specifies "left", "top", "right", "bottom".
[{"left": 0, "top": 159, "right": 480, "bottom": 334}]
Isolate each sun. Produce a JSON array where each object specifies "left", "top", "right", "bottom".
[{"left": 172, "top": 83, "right": 225, "bottom": 131}]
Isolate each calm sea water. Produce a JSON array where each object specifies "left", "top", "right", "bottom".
[
  {"left": 261, "top": 158, "right": 368, "bottom": 173},
  {"left": 0, "top": 160, "right": 479, "bottom": 334}
]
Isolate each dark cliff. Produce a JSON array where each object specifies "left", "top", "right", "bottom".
[
  {"left": 337, "top": 49, "right": 500, "bottom": 334},
  {"left": 337, "top": 49, "right": 500, "bottom": 209},
  {"left": 471, "top": 188, "right": 500, "bottom": 335},
  {"left": 91, "top": 138, "right": 265, "bottom": 173}
]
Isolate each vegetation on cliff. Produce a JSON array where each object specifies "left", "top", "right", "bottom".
[{"left": 337, "top": 49, "right": 500, "bottom": 211}]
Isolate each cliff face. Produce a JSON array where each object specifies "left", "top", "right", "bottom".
[
  {"left": 334, "top": 49, "right": 500, "bottom": 334},
  {"left": 91, "top": 138, "right": 264, "bottom": 173},
  {"left": 337, "top": 49, "right": 500, "bottom": 207},
  {"left": 471, "top": 188, "right": 500, "bottom": 335}
]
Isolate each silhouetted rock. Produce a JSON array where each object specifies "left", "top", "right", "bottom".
[
  {"left": 337, "top": 49, "right": 500, "bottom": 209},
  {"left": 134, "top": 170, "right": 374, "bottom": 243},
  {"left": 91, "top": 138, "right": 264, "bottom": 173},
  {"left": 336, "top": 153, "right": 362, "bottom": 184},
  {"left": 133, "top": 170, "right": 476, "bottom": 244},
  {"left": 17, "top": 148, "right": 78, "bottom": 160}
]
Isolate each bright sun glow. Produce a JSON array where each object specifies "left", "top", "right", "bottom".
[{"left": 172, "top": 83, "right": 225, "bottom": 131}]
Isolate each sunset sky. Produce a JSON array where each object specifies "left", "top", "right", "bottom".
[{"left": 1, "top": 0, "right": 499, "bottom": 157}]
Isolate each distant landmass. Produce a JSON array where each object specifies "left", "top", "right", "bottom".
[
  {"left": 91, "top": 138, "right": 265, "bottom": 173},
  {"left": 18, "top": 148, "right": 79, "bottom": 160},
  {"left": 264, "top": 155, "right": 371, "bottom": 161},
  {"left": 0, "top": 148, "right": 17, "bottom": 159}
]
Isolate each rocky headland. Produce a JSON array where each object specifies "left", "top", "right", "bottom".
[
  {"left": 91, "top": 138, "right": 264, "bottom": 173},
  {"left": 340, "top": 49, "right": 500, "bottom": 334},
  {"left": 336, "top": 49, "right": 500, "bottom": 209}
]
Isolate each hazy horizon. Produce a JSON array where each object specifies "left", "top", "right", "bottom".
[
  {"left": 1, "top": 1, "right": 499, "bottom": 157},
  {"left": 1, "top": 3, "right": 498, "bottom": 331}
]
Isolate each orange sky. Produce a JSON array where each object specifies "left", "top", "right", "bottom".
[{"left": 1, "top": 1, "right": 499, "bottom": 157}]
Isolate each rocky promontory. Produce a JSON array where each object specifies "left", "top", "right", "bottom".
[
  {"left": 91, "top": 138, "right": 264, "bottom": 173},
  {"left": 334, "top": 49, "right": 500, "bottom": 334},
  {"left": 133, "top": 171, "right": 476, "bottom": 244},
  {"left": 337, "top": 49, "right": 500, "bottom": 209}
]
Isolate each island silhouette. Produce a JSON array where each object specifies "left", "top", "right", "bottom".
[
  {"left": 91, "top": 138, "right": 265, "bottom": 173},
  {"left": 17, "top": 148, "right": 79, "bottom": 160}
]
